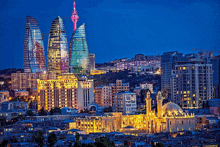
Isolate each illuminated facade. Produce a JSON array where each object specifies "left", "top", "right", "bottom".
[
  {"left": 11, "top": 72, "right": 56, "bottom": 90},
  {"left": 69, "top": 24, "right": 89, "bottom": 74},
  {"left": 171, "top": 58, "right": 213, "bottom": 109},
  {"left": 109, "top": 80, "right": 130, "bottom": 96},
  {"left": 89, "top": 54, "right": 95, "bottom": 71},
  {"left": 113, "top": 91, "right": 136, "bottom": 114},
  {"left": 71, "top": 92, "right": 195, "bottom": 134},
  {"left": 94, "top": 86, "right": 112, "bottom": 107},
  {"left": 90, "top": 70, "right": 105, "bottom": 76},
  {"left": 47, "top": 16, "right": 69, "bottom": 75},
  {"left": 161, "top": 51, "right": 183, "bottom": 92},
  {"left": 37, "top": 74, "right": 94, "bottom": 111},
  {"left": 69, "top": 1, "right": 89, "bottom": 74},
  {"left": 77, "top": 76, "right": 94, "bottom": 110},
  {"left": 37, "top": 74, "right": 78, "bottom": 111},
  {"left": 23, "top": 16, "right": 46, "bottom": 73}
]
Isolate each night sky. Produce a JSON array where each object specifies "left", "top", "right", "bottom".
[{"left": 0, "top": 0, "right": 220, "bottom": 70}]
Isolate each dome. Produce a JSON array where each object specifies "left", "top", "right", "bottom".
[{"left": 162, "top": 102, "right": 183, "bottom": 116}]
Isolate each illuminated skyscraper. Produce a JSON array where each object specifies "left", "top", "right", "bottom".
[
  {"left": 47, "top": 16, "right": 69, "bottom": 75},
  {"left": 69, "top": 1, "right": 89, "bottom": 74},
  {"left": 23, "top": 16, "right": 46, "bottom": 73},
  {"left": 89, "top": 54, "right": 95, "bottom": 71}
]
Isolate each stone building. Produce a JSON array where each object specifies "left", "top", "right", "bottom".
[{"left": 71, "top": 92, "right": 195, "bottom": 134}]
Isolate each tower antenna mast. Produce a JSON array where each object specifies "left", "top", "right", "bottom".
[{"left": 71, "top": 0, "right": 79, "bottom": 31}]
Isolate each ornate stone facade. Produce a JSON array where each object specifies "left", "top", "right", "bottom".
[{"left": 71, "top": 92, "right": 195, "bottom": 134}]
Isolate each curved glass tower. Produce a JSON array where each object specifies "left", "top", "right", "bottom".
[
  {"left": 47, "top": 16, "right": 69, "bottom": 75},
  {"left": 23, "top": 16, "right": 46, "bottom": 73},
  {"left": 69, "top": 24, "right": 89, "bottom": 74}
]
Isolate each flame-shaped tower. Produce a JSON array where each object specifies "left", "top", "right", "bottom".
[{"left": 71, "top": 0, "right": 79, "bottom": 31}]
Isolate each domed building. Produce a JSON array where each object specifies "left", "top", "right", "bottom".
[
  {"left": 162, "top": 102, "right": 184, "bottom": 117},
  {"left": 72, "top": 92, "right": 195, "bottom": 134}
]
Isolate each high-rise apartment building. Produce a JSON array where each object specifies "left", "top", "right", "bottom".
[
  {"left": 113, "top": 91, "right": 136, "bottom": 114},
  {"left": 94, "top": 86, "right": 112, "bottom": 107},
  {"left": 77, "top": 76, "right": 94, "bottom": 111},
  {"left": 11, "top": 72, "right": 56, "bottom": 91},
  {"left": 23, "top": 16, "right": 46, "bottom": 73},
  {"left": 161, "top": 51, "right": 183, "bottom": 93},
  {"left": 89, "top": 54, "right": 95, "bottom": 71},
  {"left": 210, "top": 56, "right": 220, "bottom": 98},
  {"left": 37, "top": 74, "right": 94, "bottom": 111},
  {"left": 109, "top": 80, "right": 129, "bottom": 96},
  {"left": 69, "top": 1, "right": 89, "bottom": 75},
  {"left": 171, "top": 58, "right": 213, "bottom": 109},
  {"left": 47, "top": 16, "right": 69, "bottom": 75},
  {"left": 37, "top": 74, "right": 77, "bottom": 111}
]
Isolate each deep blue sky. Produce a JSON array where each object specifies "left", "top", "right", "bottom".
[{"left": 0, "top": 0, "right": 220, "bottom": 70}]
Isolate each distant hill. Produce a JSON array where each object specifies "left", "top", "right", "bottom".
[{"left": 0, "top": 68, "right": 24, "bottom": 75}]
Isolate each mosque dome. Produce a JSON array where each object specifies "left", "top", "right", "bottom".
[{"left": 162, "top": 102, "right": 183, "bottom": 117}]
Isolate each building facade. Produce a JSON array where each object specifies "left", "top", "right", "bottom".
[
  {"left": 109, "top": 80, "right": 129, "bottom": 96},
  {"left": 210, "top": 56, "right": 220, "bottom": 98},
  {"left": 89, "top": 54, "right": 95, "bottom": 71},
  {"left": 69, "top": 1, "right": 89, "bottom": 75},
  {"left": 140, "top": 82, "right": 153, "bottom": 93},
  {"left": 161, "top": 51, "right": 183, "bottom": 93},
  {"left": 23, "top": 16, "right": 46, "bottom": 73},
  {"left": 0, "top": 90, "right": 10, "bottom": 101},
  {"left": 37, "top": 74, "right": 78, "bottom": 111},
  {"left": 77, "top": 76, "right": 94, "bottom": 111},
  {"left": 37, "top": 74, "right": 94, "bottom": 111},
  {"left": 11, "top": 72, "right": 56, "bottom": 90},
  {"left": 94, "top": 86, "right": 112, "bottom": 107},
  {"left": 113, "top": 91, "right": 137, "bottom": 114},
  {"left": 71, "top": 92, "right": 195, "bottom": 134},
  {"left": 69, "top": 24, "right": 89, "bottom": 74},
  {"left": 171, "top": 58, "right": 213, "bottom": 109},
  {"left": 47, "top": 16, "right": 69, "bottom": 75}
]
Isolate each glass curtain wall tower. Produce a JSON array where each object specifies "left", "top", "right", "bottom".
[
  {"left": 69, "top": 0, "right": 89, "bottom": 74},
  {"left": 23, "top": 16, "right": 46, "bottom": 73},
  {"left": 69, "top": 24, "right": 89, "bottom": 74},
  {"left": 47, "top": 16, "right": 69, "bottom": 75}
]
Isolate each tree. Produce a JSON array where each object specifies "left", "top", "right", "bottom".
[
  {"left": 32, "top": 130, "right": 45, "bottom": 147},
  {"left": 48, "top": 132, "right": 57, "bottom": 147},
  {"left": 29, "top": 101, "right": 34, "bottom": 109},
  {"left": 38, "top": 107, "right": 47, "bottom": 116},
  {"left": 0, "top": 116, "right": 6, "bottom": 127},
  {"left": 11, "top": 115, "right": 25, "bottom": 123},
  {"left": 69, "top": 141, "right": 72, "bottom": 147},
  {"left": 26, "top": 110, "right": 34, "bottom": 116},
  {"left": 155, "top": 142, "right": 164, "bottom": 147},
  {"left": 0, "top": 139, "right": 8, "bottom": 147},
  {"left": 161, "top": 88, "right": 168, "bottom": 99},
  {"left": 94, "top": 137, "right": 115, "bottom": 147},
  {"left": 75, "top": 132, "right": 80, "bottom": 142},
  {"left": 10, "top": 136, "right": 18, "bottom": 143},
  {"left": 50, "top": 107, "right": 61, "bottom": 115},
  {"left": 26, "top": 88, "right": 33, "bottom": 95},
  {"left": 84, "top": 109, "right": 89, "bottom": 113},
  {"left": 103, "top": 106, "right": 113, "bottom": 113}
]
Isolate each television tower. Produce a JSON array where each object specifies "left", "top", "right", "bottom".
[{"left": 71, "top": 0, "right": 79, "bottom": 31}]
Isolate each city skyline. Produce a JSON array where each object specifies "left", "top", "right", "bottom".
[{"left": 0, "top": 0, "right": 220, "bottom": 70}]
